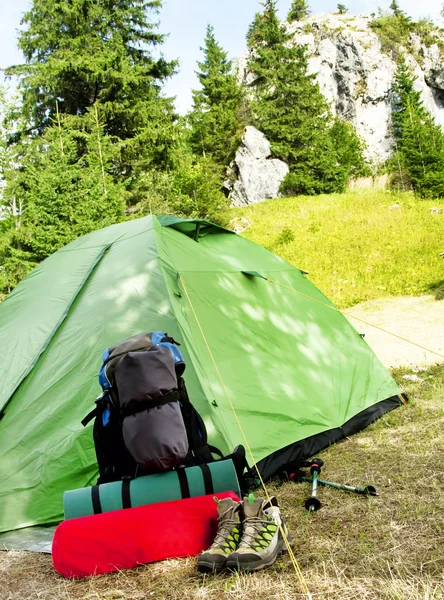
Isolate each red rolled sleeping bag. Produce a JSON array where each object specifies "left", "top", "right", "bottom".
[{"left": 53, "top": 491, "right": 240, "bottom": 578}]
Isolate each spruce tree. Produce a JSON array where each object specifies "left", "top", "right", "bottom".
[
  {"left": 188, "top": 25, "right": 246, "bottom": 167},
  {"left": 288, "top": 0, "right": 310, "bottom": 22},
  {"left": 7, "top": 0, "right": 176, "bottom": 172},
  {"left": 392, "top": 55, "right": 425, "bottom": 139},
  {"left": 247, "top": 0, "right": 365, "bottom": 195},
  {"left": 392, "top": 55, "right": 444, "bottom": 197}
]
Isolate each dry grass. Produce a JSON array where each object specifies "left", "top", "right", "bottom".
[{"left": 2, "top": 365, "right": 444, "bottom": 599}]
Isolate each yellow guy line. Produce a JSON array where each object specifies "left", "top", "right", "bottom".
[
  {"left": 179, "top": 276, "right": 312, "bottom": 600},
  {"left": 268, "top": 279, "right": 444, "bottom": 361}
]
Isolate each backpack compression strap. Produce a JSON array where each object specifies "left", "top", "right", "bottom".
[{"left": 120, "top": 389, "right": 179, "bottom": 417}]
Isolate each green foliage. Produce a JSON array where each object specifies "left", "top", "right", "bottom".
[
  {"left": 247, "top": 1, "right": 365, "bottom": 196},
  {"left": 131, "top": 158, "right": 229, "bottom": 225},
  {"left": 235, "top": 190, "right": 443, "bottom": 308},
  {"left": 188, "top": 25, "right": 247, "bottom": 168},
  {"left": 6, "top": 0, "right": 177, "bottom": 175},
  {"left": 390, "top": 55, "right": 444, "bottom": 198},
  {"left": 0, "top": 106, "right": 126, "bottom": 292},
  {"left": 288, "top": 0, "right": 310, "bottom": 22},
  {"left": 391, "top": 55, "right": 425, "bottom": 136},
  {"left": 337, "top": 4, "right": 348, "bottom": 14},
  {"left": 369, "top": 11, "right": 411, "bottom": 58},
  {"left": 330, "top": 118, "right": 369, "bottom": 179},
  {"left": 280, "top": 119, "right": 368, "bottom": 196},
  {"left": 130, "top": 122, "right": 229, "bottom": 224},
  {"left": 389, "top": 1, "right": 403, "bottom": 16},
  {"left": 413, "top": 19, "right": 444, "bottom": 53},
  {"left": 369, "top": 9, "right": 443, "bottom": 59}
]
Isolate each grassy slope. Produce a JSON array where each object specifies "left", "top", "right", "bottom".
[{"left": 234, "top": 190, "right": 443, "bottom": 308}]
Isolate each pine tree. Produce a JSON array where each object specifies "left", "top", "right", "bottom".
[
  {"left": 288, "top": 0, "right": 310, "bottom": 22},
  {"left": 392, "top": 55, "right": 425, "bottom": 139},
  {"left": 188, "top": 25, "right": 246, "bottom": 167},
  {"left": 391, "top": 55, "right": 444, "bottom": 198},
  {"left": 337, "top": 4, "right": 348, "bottom": 15},
  {"left": 247, "top": 0, "right": 365, "bottom": 195},
  {"left": 7, "top": 0, "right": 176, "bottom": 172}
]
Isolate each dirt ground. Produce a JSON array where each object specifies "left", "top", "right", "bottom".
[{"left": 346, "top": 295, "right": 444, "bottom": 369}]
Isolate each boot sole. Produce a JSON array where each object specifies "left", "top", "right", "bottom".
[
  {"left": 197, "top": 559, "right": 226, "bottom": 574},
  {"left": 226, "top": 539, "right": 287, "bottom": 573}
]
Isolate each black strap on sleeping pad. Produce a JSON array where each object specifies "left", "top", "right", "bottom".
[
  {"left": 177, "top": 468, "right": 190, "bottom": 499},
  {"left": 199, "top": 463, "right": 214, "bottom": 495},
  {"left": 121, "top": 478, "right": 132, "bottom": 509},
  {"left": 91, "top": 485, "right": 102, "bottom": 514}
]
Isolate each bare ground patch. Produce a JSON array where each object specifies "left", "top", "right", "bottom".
[{"left": 346, "top": 295, "right": 444, "bottom": 369}]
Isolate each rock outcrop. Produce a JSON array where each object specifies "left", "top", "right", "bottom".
[
  {"left": 237, "top": 14, "right": 444, "bottom": 163},
  {"left": 225, "top": 126, "right": 289, "bottom": 206}
]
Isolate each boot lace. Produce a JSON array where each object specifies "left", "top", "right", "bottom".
[
  {"left": 212, "top": 509, "right": 239, "bottom": 548},
  {"left": 238, "top": 515, "right": 268, "bottom": 549}
]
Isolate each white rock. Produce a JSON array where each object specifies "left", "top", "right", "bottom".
[
  {"left": 402, "top": 374, "right": 424, "bottom": 383},
  {"left": 227, "top": 127, "right": 289, "bottom": 207},
  {"left": 242, "top": 126, "right": 271, "bottom": 159},
  {"left": 229, "top": 217, "right": 251, "bottom": 234},
  {"left": 389, "top": 204, "right": 401, "bottom": 210}
]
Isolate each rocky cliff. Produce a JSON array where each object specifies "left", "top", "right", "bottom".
[{"left": 238, "top": 13, "right": 444, "bottom": 164}]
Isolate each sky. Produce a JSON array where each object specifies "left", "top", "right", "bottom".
[{"left": 1, "top": 0, "right": 442, "bottom": 114}]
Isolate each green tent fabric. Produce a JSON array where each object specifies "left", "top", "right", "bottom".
[{"left": 0, "top": 215, "right": 402, "bottom": 534}]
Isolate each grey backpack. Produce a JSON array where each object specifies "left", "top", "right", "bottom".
[
  {"left": 83, "top": 332, "right": 221, "bottom": 483},
  {"left": 116, "top": 343, "right": 189, "bottom": 472}
]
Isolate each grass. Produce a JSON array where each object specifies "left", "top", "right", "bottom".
[
  {"left": 2, "top": 365, "right": 444, "bottom": 599},
  {"left": 233, "top": 190, "right": 444, "bottom": 308}
]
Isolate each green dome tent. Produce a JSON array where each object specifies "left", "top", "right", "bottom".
[{"left": 0, "top": 215, "right": 402, "bottom": 534}]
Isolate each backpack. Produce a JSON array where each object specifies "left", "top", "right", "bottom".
[{"left": 82, "top": 332, "right": 223, "bottom": 484}]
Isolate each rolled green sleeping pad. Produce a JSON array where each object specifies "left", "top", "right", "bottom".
[{"left": 64, "top": 459, "right": 241, "bottom": 520}]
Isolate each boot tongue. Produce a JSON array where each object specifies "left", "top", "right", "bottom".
[
  {"left": 243, "top": 497, "right": 264, "bottom": 518},
  {"left": 217, "top": 497, "right": 239, "bottom": 519},
  {"left": 238, "top": 498, "right": 266, "bottom": 549}
]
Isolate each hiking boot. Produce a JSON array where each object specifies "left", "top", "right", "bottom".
[
  {"left": 226, "top": 496, "right": 289, "bottom": 572},
  {"left": 197, "top": 497, "right": 242, "bottom": 573}
]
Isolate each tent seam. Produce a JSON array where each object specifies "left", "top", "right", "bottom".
[
  {"left": 0, "top": 244, "right": 112, "bottom": 421},
  {"left": 153, "top": 220, "right": 233, "bottom": 449}
]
